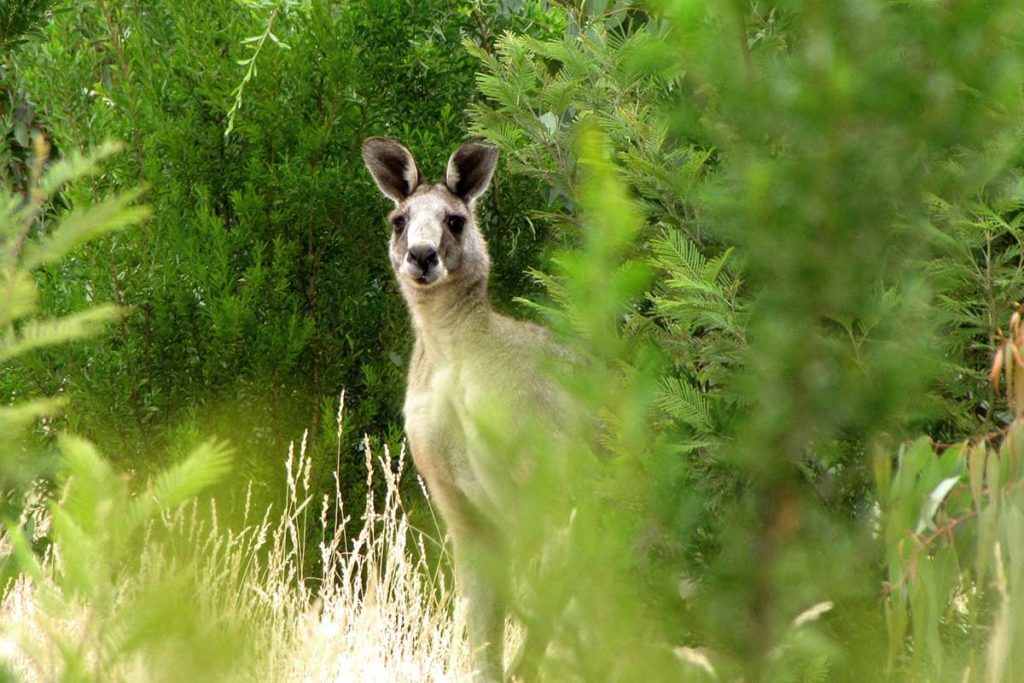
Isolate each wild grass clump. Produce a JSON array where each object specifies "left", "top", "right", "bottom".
[{"left": 1, "top": 396, "right": 475, "bottom": 682}]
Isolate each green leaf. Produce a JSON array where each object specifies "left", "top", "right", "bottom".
[
  {"left": 0, "top": 305, "right": 124, "bottom": 363},
  {"left": 658, "top": 377, "right": 712, "bottom": 431},
  {"left": 128, "top": 439, "right": 233, "bottom": 528},
  {"left": 915, "top": 475, "right": 960, "bottom": 534},
  {"left": 56, "top": 434, "right": 123, "bottom": 536},
  {"left": 0, "top": 397, "right": 65, "bottom": 434},
  {"left": 20, "top": 188, "right": 151, "bottom": 270},
  {"left": 37, "top": 141, "right": 124, "bottom": 200},
  {"left": 0, "top": 268, "right": 39, "bottom": 324},
  {"left": 2, "top": 521, "right": 44, "bottom": 582}
]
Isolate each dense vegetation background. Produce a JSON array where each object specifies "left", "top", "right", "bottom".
[
  {"left": 4, "top": 0, "right": 1024, "bottom": 681},
  {"left": 3, "top": 0, "right": 560, "bottom": 508}
]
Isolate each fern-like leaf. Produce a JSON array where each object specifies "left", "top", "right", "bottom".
[
  {"left": 658, "top": 377, "right": 713, "bottom": 431},
  {"left": 20, "top": 187, "right": 151, "bottom": 269},
  {"left": 129, "top": 439, "right": 234, "bottom": 528},
  {"left": 0, "top": 304, "right": 124, "bottom": 363}
]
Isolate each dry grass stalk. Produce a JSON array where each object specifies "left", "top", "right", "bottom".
[{"left": 1, "top": 400, "right": 477, "bottom": 681}]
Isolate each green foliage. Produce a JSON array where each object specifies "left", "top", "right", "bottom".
[
  {"left": 1, "top": 139, "right": 148, "bottom": 522},
  {"left": 928, "top": 192, "right": 1024, "bottom": 435},
  {"left": 877, "top": 421, "right": 1024, "bottom": 680},
  {"left": 467, "top": 126, "right": 684, "bottom": 680},
  {"left": 5, "top": 434, "right": 240, "bottom": 681},
  {"left": 5, "top": 0, "right": 556, "bottom": 516},
  {"left": 224, "top": 0, "right": 310, "bottom": 139},
  {"left": 5, "top": 1, "right": 1024, "bottom": 681},
  {"left": 678, "top": 0, "right": 1023, "bottom": 676},
  {"left": 470, "top": 1, "right": 1024, "bottom": 680},
  {"left": 0, "top": 0, "right": 56, "bottom": 194},
  {"left": 467, "top": 12, "right": 745, "bottom": 538},
  {"left": 0, "top": 141, "right": 237, "bottom": 673},
  {"left": 0, "top": 0, "right": 55, "bottom": 52}
]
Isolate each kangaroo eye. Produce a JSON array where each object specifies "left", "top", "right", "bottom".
[
  {"left": 446, "top": 215, "right": 466, "bottom": 236},
  {"left": 391, "top": 215, "right": 407, "bottom": 235}
]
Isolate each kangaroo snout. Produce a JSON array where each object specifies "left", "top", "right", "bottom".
[{"left": 407, "top": 244, "right": 439, "bottom": 273}]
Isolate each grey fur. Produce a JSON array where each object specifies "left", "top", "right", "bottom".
[
  {"left": 445, "top": 138, "right": 499, "bottom": 201},
  {"left": 363, "top": 137, "right": 422, "bottom": 202},
  {"left": 363, "top": 138, "right": 564, "bottom": 682}
]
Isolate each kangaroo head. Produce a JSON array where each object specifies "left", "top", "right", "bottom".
[{"left": 362, "top": 137, "right": 498, "bottom": 292}]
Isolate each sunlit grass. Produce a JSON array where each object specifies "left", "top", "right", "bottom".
[{"left": 1, "top": 398, "right": 487, "bottom": 682}]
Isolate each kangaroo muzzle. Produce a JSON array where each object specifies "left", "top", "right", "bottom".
[{"left": 407, "top": 244, "right": 439, "bottom": 273}]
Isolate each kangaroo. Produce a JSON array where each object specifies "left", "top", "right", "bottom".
[{"left": 362, "top": 137, "right": 566, "bottom": 682}]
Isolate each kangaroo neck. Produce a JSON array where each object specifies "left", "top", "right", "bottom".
[{"left": 404, "top": 276, "right": 491, "bottom": 362}]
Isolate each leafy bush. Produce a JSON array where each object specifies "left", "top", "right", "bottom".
[
  {"left": 469, "top": 1, "right": 1024, "bottom": 679},
  {"left": 467, "top": 10, "right": 746, "bottom": 531},
  {"left": 5, "top": 0, "right": 557, "bottom": 513},
  {"left": 0, "top": 138, "right": 243, "bottom": 680},
  {"left": 1, "top": 139, "right": 147, "bottom": 526},
  {"left": 878, "top": 311, "right": 1024, "bottom": 678},
  {"left": 6, "top": 1, "right": 1024, "bottom": 682}
]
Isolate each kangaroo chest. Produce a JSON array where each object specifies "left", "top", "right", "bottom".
[
  {"left": 400, "top": 314, "right": 555, "bottom": 518},
  {"left": 403, "top": 341, "right": 494, "bottom": 503}
]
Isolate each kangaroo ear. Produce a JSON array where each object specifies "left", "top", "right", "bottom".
[
  {"left": 362, "top": 137, "right": 422, "bottom": 202},
  {"left": 445, "top": 138, "right": 498, "bottom": 202}
]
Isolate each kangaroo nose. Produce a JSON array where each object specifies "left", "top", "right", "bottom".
[{"left": 407, "top": 245, "right": 439, "bottom": 271}]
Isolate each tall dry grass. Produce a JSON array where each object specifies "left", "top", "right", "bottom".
[{"left": 1, "top": 395, "right": 479, "bottom": 682}]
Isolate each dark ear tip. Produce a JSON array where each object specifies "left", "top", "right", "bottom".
[
  {"left": 362, "top": 136, "right": 407, "bottom": 156},
  {"left": 455, "top": 138, "right": 499, "bottom": 165},
  {"left": 464, "top": 136, "right": 497, "bottom": 151}
]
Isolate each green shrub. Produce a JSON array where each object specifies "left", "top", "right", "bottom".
[
  {"left": 5, "top": 0, "right": 558, "bottom": 516},
  {"left": 1, "top": 139, "right": 148, "bottom": 529},
  {"left": 469, "top": 1, "right": 1024, "bottom": 679},
  {"left": 6, "top": 2, "right": 1024, "bottom": 680}
]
